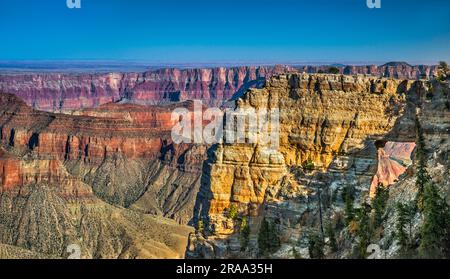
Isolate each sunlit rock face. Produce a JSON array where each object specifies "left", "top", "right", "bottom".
[
  {"left": 201, "top": 74, "right": 417, "bottom": 220},
  {"left": 370, "top": 142, "right": 415, "bottom": 196},
  {"left": 188, "top": 73, "right": 427, "bottom": 259}
]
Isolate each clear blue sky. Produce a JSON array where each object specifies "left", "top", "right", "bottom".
[{"left": 0, "top": 0, "right": 449, "bottom": 64}]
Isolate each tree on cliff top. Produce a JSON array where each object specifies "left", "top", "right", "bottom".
[
  {"left": 437, "top": 61, "right": 449, "bottom": 81},
  {"left": 328, "top": 67, "right": 340, "bottom": 74}
]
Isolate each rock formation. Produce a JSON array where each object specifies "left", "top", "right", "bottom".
[
  {"left": 298, "top": 62, "right": 437, "bottom": 80},
  {"left": 187, "top": 73, "right": 436, "bottom": 259},
  {"left": 1, "top": 69, "right": 447, "bottom": 259},
  {"left": 0, "top": 66, "right": 294, "bottom": 112},
  {"left": 0, "top": 92, "right": 212, "bottom": 258},
  {"left": 0, "top": 63, "right": 436, "bottom": 113}
]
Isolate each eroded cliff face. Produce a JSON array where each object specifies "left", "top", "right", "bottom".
[
  {"left": 188, "top": 73, "right": 428, "bottom": 258},
  {"left": 299, "top": 62, "right": 437, "bottom": 80},
  {"left": 0, "top": 63, "right": 435, "bottom": 113},
  {"left": 0, "top": 92, "right": 212, "bottom": 258},
  {"left": 0, "top": 66, "right": 294, "bottom": 112},
  {"left": 0, "top": 93, "right": 207, "bottom": 224}
]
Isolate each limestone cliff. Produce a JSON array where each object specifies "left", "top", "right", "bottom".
[{"left": 188, "top": 73, "right": 434, "bottom": 258}]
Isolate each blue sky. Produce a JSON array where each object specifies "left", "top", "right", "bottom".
[{"left": 0, "top": 0, "right": 449, "bottom": 64}]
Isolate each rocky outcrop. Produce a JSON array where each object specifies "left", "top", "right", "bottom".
[
  {"left": 0, "top": 92, "right": 205, "bottom": 258},
  {"left": 188, "top": 73, "right": 428, "bottom": 258},
  {"left": 0, "top": 93, "right": 206, "bottom": 224},
  {"left": 0, "top": 66, "right": 294, "bottom": 112},
  {"left": 298, "top": 62, "right": 437, "bottom": 80}
]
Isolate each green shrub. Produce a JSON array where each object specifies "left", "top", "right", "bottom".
[{"left": 226, "top": 204, "right": 239, "bottom": 220}]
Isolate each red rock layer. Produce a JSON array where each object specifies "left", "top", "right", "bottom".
[
  {"left": 0, "top": 93, "right": 201, "bottom": 193},
  {"left": 0, "top": 93, "right": 192, "bottom": 161},
  {"left": 370, "top": 142, "right": 416, "bottom": 196}
]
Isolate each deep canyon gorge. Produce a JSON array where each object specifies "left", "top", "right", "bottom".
[{"left": 0, "top": 64, "right": 448, "bottom": 259}]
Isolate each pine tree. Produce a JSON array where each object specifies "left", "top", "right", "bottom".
[
  {"left": 257, "top": 218, "right": 280, "bottom": 257},
  {"left": 356, "top": 202, "right": 372, "bottom": 259},
  {"left": 419, "top": 181, "right": 450, "bottom": 258},
  {"left": 308, "top": 231, "right": 325, "bottom": 259},
  {"left": 325, "top": 222, "right": 338, "bottom": 252},
  {"left": 258, "top": 218, "right": 270, "bottom": 256},
  {"left": 342, "top": 185, "right": 355, "bottom": 224},
  {"left": 415, "top": 117, "right": 430, "bottom": 211},
  {"left": 395, "top": 203, "right": 410, "bottom": 251},
  {"left": 372, "top": 183, "right": 389, "bottom": 228}
]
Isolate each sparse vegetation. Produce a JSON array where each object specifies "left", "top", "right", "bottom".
[
  {"left": 257, "top": 218, "right": 280, "bottom": 257},
  {"left": 342, "top": 185, "right": 355, "bottom": 225},
  {"left": 355, "top": 202, "right": 372, "bottom": 259},
  {"left": 197, "top": 219, "right": 204, "bottom": 235},
  {"left": 240, "top": 216, "right": 250, "bottom": 251},
  {"left": 226, "top": 204, "right": 239, "bottom": 220},
  {"left": 303, "top": 159, "right": 315, "bottom": 171},
  {"left": 328, "top": 67, "right": 340, "bottom": 74},
  {"left": 292, "top": 247, "right": 302, "bottom": 259},
  {"left": 325, "top": 222, "right": 338, "bottom": 252},
  {"left": 372, "top": 183, "right": 389, "bottom": 228},
  {"left": 308, "top": 231, "right": 325, "bottom": 259}
]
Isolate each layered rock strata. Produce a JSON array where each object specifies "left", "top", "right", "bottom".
[
  {"left": 0, "top": 93, "right": 206, "bottom": 224},
  {"left": 0, "top": 66, "right": 294, "bottom": 111},
  {"left": 188, "top": 73, "right": 426, "bottom": 258}
]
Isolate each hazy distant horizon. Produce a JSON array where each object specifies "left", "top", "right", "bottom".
[{"left": 0, "top": 60, "right": 442, "bottom": 74}]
